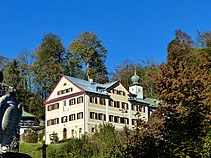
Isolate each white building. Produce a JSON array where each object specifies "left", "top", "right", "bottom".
[{"left": 44, "top": 70, "right": 157, "bottom": 144}]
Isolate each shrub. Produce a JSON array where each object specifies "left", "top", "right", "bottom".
[{"left": 22, "top": 132, "right": 38, "bottom": 143}]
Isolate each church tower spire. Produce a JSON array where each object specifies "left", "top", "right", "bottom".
[
  {"left": 131, "top": 66, "right": 140, "bottom": 85},
  {"left": 129, "top": 67, "right": 143, "bottom": 99}
]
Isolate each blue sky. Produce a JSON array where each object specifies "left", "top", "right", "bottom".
[{"left": 0, "top": 0, "right": 210, "bottom": 72}]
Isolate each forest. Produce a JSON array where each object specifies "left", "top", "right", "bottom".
[{"left": 1, "top": 30, "right": 211, "bottom": 157}]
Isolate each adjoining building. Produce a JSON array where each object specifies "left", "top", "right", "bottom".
[
  {"left": 44, "top": 70, "right": 158, "bottom": 144},
  {"left": 19, "top": 110, "right": 44, "bottom": 137}
]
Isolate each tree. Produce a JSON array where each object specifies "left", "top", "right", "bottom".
[
  {"left": 3, "top": 59, "right": 21, "bottom": 89},
  {"left": 111, "top": 59, "right": 159, "bottom": 98},
  {"left": 32, "top": 33, "right": 65, "bottom": 99},
  {"left": 167, "top": 29, "right": 194, "bottom": 65},
  {"left": 120, "top": 30, "right": 210, "bottom": 157},
  {"left": 0, "top": 56, "right": 10, "bottom": 71},
  {"left": 67, "top": 32, "right": 109, "bottom": 83},
  {"left": 3, "top": 58, "right": 44, "bottom": 119},
  {"left": 111, "top": 60, "right": 135, "bottom": 88},
  {"left": 64, "top": 42, "right": 84, "bottom": 78},
  {"left": 50, "top": 132, "right": 59, "bottom": 144},
  {"left": 153, "top": 30, "right": 211, "bottom": 157},
  {"left": 17, "top": 49, "right": 35, "bottom": 91}
]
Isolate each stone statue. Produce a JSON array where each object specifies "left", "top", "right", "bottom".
[{"left": 0, "top": 71, "right": 22, "bottom": 154}]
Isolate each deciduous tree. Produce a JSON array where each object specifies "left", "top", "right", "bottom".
[{"left": 67, "top": 32, "right": 108, "bottom": 83}]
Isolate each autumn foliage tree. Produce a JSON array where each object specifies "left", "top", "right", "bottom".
[
  {"left": 152, "top": 30, "right": 211, "bottom": 157},
  {"left": 120, "top": 30, "right": 211, "bottom": 158}
]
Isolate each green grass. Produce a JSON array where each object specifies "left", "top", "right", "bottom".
[
  {"left": 20, "top": 143, "right": 62, "bottom": 158},
  {"left": 20, "top": 143, "right": 43, "bottom": 158}
]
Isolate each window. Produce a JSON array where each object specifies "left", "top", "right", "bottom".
[
  {"left": 99, "top": 98, "right": 106, "bottom": 105},
  {"left": 48, "top": 103, "right": 59, "bottom": 111},
  {"left": 114, "top": 101, "right": 120, "bottom": 108},
  {"left": 61, "top": 116, "right": 67, "bottom": 123},
  {"left": 90, "top": 96, "right": 94, "bottom": 103},
  {"left": 122, "top": 102, "right": 129, "bottom": 110},
  {"left": 69, "top": 114, "right": 75, "bottom": 121},
  {"left": 97, "top": 87, "right": 104, "bottom": 92},
  {"left": 55, "top": 103, "right": 59, "bottom": 109},
  {"left": 109, "top": 115, "right": 114, "bottom": 122},
  {"left": 122, "top": 91, "right": 125, "bottom": 96},
  {"left": 57, "top": 87, "right": 73, "bottom": 95},
  {"left": 64, "top": 100, "right": 66, "bottom": 106},
  {"left": 111, "top": 89, "right": 126, "bottom": 96},
  {"left": 95, "top": 113, "right": 98, "bottom": 120},
  {"left": 120, "top": 117, "right": 124, "bottom": 124},
  {"left": 99, "top": 98, "right": 103, "bottom": 104},
  {"left": 104, "top": 114, "right": 106, "bottom": 121},
  {"left": 77, "top": 96, "right": 83, "bottom": 104},
  {"left": 98, "top": 113, "right": 103, "bottom": 120},
  {"left": 126, "top": 118, "right": 129, "bottom": 124},
  {"left": 71, "top": 129, "right": 74, "bottom": 136},
  {"left": 90, "top": 112, "right": 95, "bottom": 119},
  {"left": 95, "top": 97, "right": 98, "bottom": 104},
  {"left": 113, "top": 90, "right": 117, "bottom": 94},
  {"left": 131, "top": 104, "right": 136, "bottom": 111},
  {"left": 120, "top": 118, "right": 129, "bottom": 124},
  {"left": 77, "top": 112, "right": 83, "bottom": 119},
  {"left": 136, "top": 105, "right": 140, "bottom": 111},
  {"left": 114, "top": 116, "right": 119, "bottom": 123},
  {"left": 109, "top": 100, "right": 113, "bottom": 106},
  {"left": 114, "top": 101, "right": 117, "bottom": 107},
  {"left": 48, "top": 105, "right": 52, "bottom": 111},
  {"left": 91, "top": 128, "right": 95, "bottom": 132},
  {"left": 55, "top": 118, "right": 59, "bottom": 124},
  {"left": 117, "top": 101, "right": 120, "bottom": 108},
  {"left": 122, "top": 102, "right": 125, "bottom": 109},
  {"left": 69, "top": 88, "right": 73, "bottom": 92},
  {"left": 47, "top": 120, "right": 50, "bottom": 126},
  {"left": 69, "top": 98, "right": 76, "bottom": 105},
  {"left": 142, "top": 106, "right": 145, "bottom": 113}
]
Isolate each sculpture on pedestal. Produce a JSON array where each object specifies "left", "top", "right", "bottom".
[{"left": 0, "top": 71, "right": 22, "bottom": 154}]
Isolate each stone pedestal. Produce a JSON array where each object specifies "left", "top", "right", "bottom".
[{"left": 0, "top": 152, "right": 32, "bottom": 158}]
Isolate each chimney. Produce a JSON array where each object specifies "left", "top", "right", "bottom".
[{"left": 89, "top": 78, "right": 94, "bottom": 84}]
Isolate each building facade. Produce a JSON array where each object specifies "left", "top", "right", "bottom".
[{"left": 44, "top": 72, "right": 151, "bottom": 144}]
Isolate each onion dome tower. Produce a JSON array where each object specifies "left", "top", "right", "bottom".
[{"left": 129, "top": 67, "right": 143, "bottom": 99}]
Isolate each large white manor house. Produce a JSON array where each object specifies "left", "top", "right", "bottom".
[{"left": 44, "top": 70, "right": 158, "bottom": 144}]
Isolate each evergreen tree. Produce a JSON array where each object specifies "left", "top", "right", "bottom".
[
  {"left": 32, "top": 33, "right": 65, "bottom": 99},
  {"left": 3, "top": 59, "right": 21, "bottom": 89}
]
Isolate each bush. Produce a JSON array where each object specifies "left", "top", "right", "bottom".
[
  {"left": 22, "top": 132, "right": 38, "bottom": 143},
  {"left": 20, "top": 124, "right": 129, "bottom": 158}
]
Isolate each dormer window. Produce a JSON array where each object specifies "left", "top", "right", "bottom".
[
  {"left": 96, "top": 87, "right": 105, "bottom": 92},
  {"left": 63, "top": 83, "right": 67, "bottom": 86}
]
